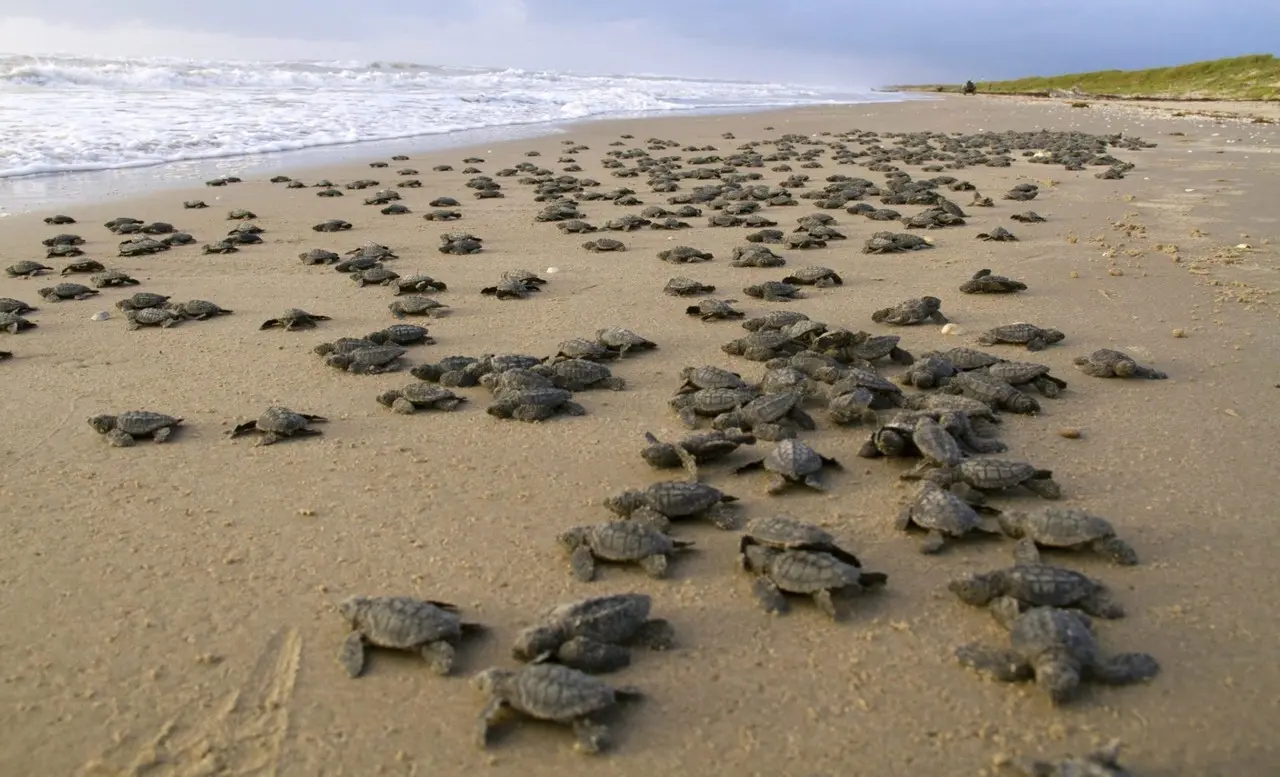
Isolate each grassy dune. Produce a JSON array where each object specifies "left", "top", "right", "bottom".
[{"left": 890, "top": 55, "right": 1280, "bottom": 101}]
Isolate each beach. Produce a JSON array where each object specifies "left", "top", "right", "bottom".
[{"left": 1, "top": 95, "right": 1277, "bottom": 777}]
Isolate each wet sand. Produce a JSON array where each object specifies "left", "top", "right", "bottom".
[{"left": 1, "top": 96, "right": 1277, "bottom": 777}]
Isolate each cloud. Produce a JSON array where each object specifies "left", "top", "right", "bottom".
[{"left": 0, "top": 0, "right": 1275, "bottom": 86}]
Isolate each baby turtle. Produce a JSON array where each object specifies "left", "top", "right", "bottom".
[
  {"left": 959, "top": 268, "right": 1027, "bottom": 294},
  {"left": 557, "top": 219, "right": 597, "bottom": 234},
  {"left": 44, "top": 214, "right": 76, "bottom": 224},
  {"left": 0, "top": 298, "right": 37, "bottom": 315},
  {"left": 897, "top": 354, "right": 960, "bottom": 389},
  {"left": 227, "top": 209, "right": 256, "bottom": 220},
  {"left": 557, "top": 521, "right": 695, "bottom": 581},
  {"left": 325, "top": 345, "right": 407, "bottom": 375},
  {"left": 998, "top": 508, "right": 1139, "bottom": 566},
  {"left": 896, "top": 482, "right": 1002, "bottom": 553},
  {"left": 583, "top": 238, "right": 626, "bottom": 252},
  {"left": 260, "top": 308, "right": 332, "bottom": 331},
  {"left": 473, "top": 663, "right": 642, "bottom": 755},
  {"left": 60, "top": 259, "right": 105, "bottom": 275},
  {"left": 38, "top": 283, "right": 99, "bottom": 302},
  {"left": 126, "top": 307, "right": 182, "bottom": 330},
  {"left": 943, "top": 370, "right": 1042, "bottom": 414},
  {"left": 871, "top": 296, "right": 948, "bottom": 326},
  {"left": 90, "top": 269, "right": 141, "bottom": 288},
  {"left": 1002, "top": 741, "right": 1134, "bottom": 777},
  {"left": 87, "top": 411, "right": 183, "bottom": 447},
  {"left": 740, "top": 515, "right": 863, "bottom": 564},
  {"left": 664, "top": 277, "right": 715, "bottom": 296},
  {"left": 983, "top": 361, "right": 1068, "bottom": 398},
  {"left": 165, "top": 299, "right": 233, "bottom": 320},
  {"left": 713, "top": 390, "right": 816, "bottom": 442},
  {"left": 487, "top": 387, "right": 586, "bottom": 422},
  {"left": 676, "top": 365, "right": 751, "bottom": 394},
  {"left": 744, "top": 281, "right": 804, "bottom": 302},
  {"left": 949, "top": 562, "right": 1124, "bottom": 619},
  {"left": 337, "top": 595, "right": 482, "bottom": 678},
  {"left": 734, "top": 439, "right": 841, "bottom": 494},
  {"left": 596, "top": 327, "right": 655, "bottom": 357},
  {"left": 377, "top": 383, "right": 467, "bottom": 414},
  {"left": 722, "top": 330, "right": 804, "bottom": 362},
  {"left": 977, "top": 226, "right": 1019, "bottom": 242},
  {"left": 394, "top": 275, "right": 448, "bottom": 297},
  {"left": 604, "top": 480, "right": 738, "bottom": 531},
  {"left": 367, "top": 324, "right": 433, "bottom": 346},
  {"left": 916, "top": 458, "right": 1063, "bottom": 500},
  {"left": 686, "top": 298, "right": 745, "bottom": 321},
  {"left": 229, "top": 406, "right": 328, "bottom": 446},
  {"left": 730, "top": 245, "right": 785, "bottom": 268},
  {"left": 0, "top": 311, "right": 37, "bottom": 333},
  {"left": 532, "top": 359, "right": 625, "bottom": 391},
  {"left": 351, "top": 266, "right": 400, "bottom": 287},
  {"left": 313, "top": 219, "right": 353, "bottom": 232},
  {"left": 781, "top": 266, "right": 843, "bottom": 287},
  {"left": 739, "top": 540, "right": 887, "bottom": 620},
  {"left": 658, "top": 245, "right": 713, "bottom": 263},
  {"left": 955, "top": 606, "right": 1159, "bottom": 705},
  {"left": 1009, "top": 211, "right": 1048, "bottom": 224},
  {"left": 639, "top": 429, "right": 755, "bottom": 473},
  {"left": 390, "top": 295, "right": 450, "bottom": 318},
  {"left": 42, "top": 244, "right": 82, "bottom": 260},
  {"left": 512, "top": 593, "right": 673, "bottom": 674},
  {"left": 978, "top": 323, "right": 1065, "bottom": 351},
  {"left": 1073, "top": 349, "right": 1167, "bottom": 380}
]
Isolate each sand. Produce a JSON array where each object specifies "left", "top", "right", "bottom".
[{"left": 1, "top": 96, "right": 1277, "bottom": 777}]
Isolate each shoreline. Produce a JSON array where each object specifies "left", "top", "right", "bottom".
[
  {"left": 2, "top": 95, "right": 1276, "bottom": 777},
  {"left": 0, "top": 98, "right": 920, "bottom": 213}
]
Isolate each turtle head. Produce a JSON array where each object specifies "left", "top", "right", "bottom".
[
  {"left": 337, "top": 595, "right": 369, "bottom": 625},
  {"left": 554, "top": 527, "right": 588, "bottom": 552},
  {"left": 639, "top": 440, "right": 681, "bottom": 469},
  {"left": 472, "top": 667, "right": 513, "bottom": 696},
  {"left": 738, "top": 538, "right": 775, "bottom": 573},
  {"left": 602, "top": 491, "right": 644, "bottom": 517},
  {"left": 947, "top": 572, "right": 999, "bottom": 606},
  {"left": 87, "top": 415, "right": 117, "bottom": 434},
  {"left": 312, "top": 342, "right": 337, "bottom": 356},
  {"left": 511, "top": 624, "right": 564, "bottom": 662},
  {"left": 994, "top": 509, "right": 1028, "bottom": 537},
  {"left": 324, "top": 353, "right": 354, "bottom": 369},
  {"left": 1042, "top": 329, "right": 1066, "bottom": 345},
  {"left": 374, "top": 390, "right": 403, "bottom": 408}
]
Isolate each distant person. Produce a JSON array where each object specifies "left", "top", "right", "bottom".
[{"left": 962, "top": 80, "right": 977, "bottom": 95}]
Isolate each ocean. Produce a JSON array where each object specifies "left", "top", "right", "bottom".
[{"left": 0, "top": 54, "right": 897, "bottom": 180}]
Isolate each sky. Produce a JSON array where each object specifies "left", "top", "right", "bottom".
[{"left": 0, "top": 0, "right": 1276, "bottom": 87}]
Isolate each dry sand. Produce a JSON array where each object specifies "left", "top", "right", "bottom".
[{"left": 1, "top": 96, "right": 1277, "bottom": 777}]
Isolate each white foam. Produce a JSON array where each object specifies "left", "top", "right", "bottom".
[{"left": 0, "top": 55, "right": 896, "bottom": 179}]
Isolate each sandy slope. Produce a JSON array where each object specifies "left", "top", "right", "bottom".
[{"left": 0, "top": 97, "right": 1276, "bottom": 777}]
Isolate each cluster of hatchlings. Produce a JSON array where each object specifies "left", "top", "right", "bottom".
[{"left": 9, "top": 129, "right": 1167, "bottom": 772}]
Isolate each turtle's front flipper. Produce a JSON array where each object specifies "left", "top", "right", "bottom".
[
  {"left": 638, "top": 553, "right": 668, "bottom": 579},
  {"left": 1012, "top": 537, "right": 1043, "bottom": 565},
  {"left": 628, "top": 618, "right": 675, "bottom": 651},
  {"left": 420, "top": 640, "right": 455, "bottom": 675},
  {"left": 750, "top": 576, "right": 789, "bottom": 614},
  {"left": 339, "top": 632, "right": 367, "bottom": 678},
  {"left": 571, "top": 717, "right": 609, "bottom": 755},
  {"left": 569, "top": 546, "right": 597, "bottom": 582},
  {"left": 955, "top": 643, "right": 1032, "bottom": 683}
]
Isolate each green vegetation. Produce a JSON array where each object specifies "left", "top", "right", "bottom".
[{"left": 889, "top": 55, "right": 1280, "bottom": 101}]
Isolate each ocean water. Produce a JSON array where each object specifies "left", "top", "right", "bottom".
[{"left": 0, "top": 54, "right": 895, "bottom": 181}]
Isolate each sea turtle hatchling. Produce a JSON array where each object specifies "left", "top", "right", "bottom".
[
  {"left": 978, "top": 323, "right": 1065, "bottom": 351},
  {"left": 90, "top": 269, "right": 141, "bottom": 288},
  {"left": 738, "top": 539, "right": 887, "bottom": 620},
  {"left": 658, "top": 245, "right": 713, "bottom": 263},
  {"left": 324, "top": 345, "right": 407, "bottom": 374},
  {"left": 639, "top": 429, "right": 755, "bottom": 473},
  {"left": 959, "top": 268, "right": 1027, "bottom": 294},
  {"left": 734, "top": 439, "right": 842, "bottom": 494},
  {"left": 895, "top": 482, "right": 1002, "bottom": 554},
  {"left": 87, "top": 411, "right": 183, "bottom": 447},
  {"left": 1000, "top": 741, "right": 1134, "bottom": 777},
  {"left": 6, "top": 261, "right": 54, "bottom": 278},
  {"left": 871, "top": 296, "right": 948, "bottom": 326},
  {"left": 487, "top": 387, "right": 586, "bottom": 422},
  {"left": 675, "top": 364, "right": 751, "bottom": 393},
  {"left": 337, "top": 595, "right": 483, "bottom": 678},
  {"left": 46, "top": 243, "right": 84, "bottom": 258},
  {"left": 0, "top": 298, "right": 37, "bottom": 315},
  {"left": 949, "top": 562, "right": 1125, "bottom": 619},
  {"left": 914, "top": 458, "right": 1063, "bottom": 500},
  {"left": 531, "top": 359, "right": 625, "bottom": 391},
  {"left": 229, "top": 406, "right": 328, "bottom": 446},
  {"left": 473, "top": 663, "right": 643, "bottom": 755},
  {"left": 603, "top": 480, "right": 739, "bottom": 531},
  {"left": 722, "top": 330, "right": 805, "bottom": 362},
  {"left": 260, "top": 308, "right": 332, "bottom": 331},
  {"left": 38, "top": 283, "right": 98, "bottom": 302},
  {"left": 0, "top": 312, "right": 37, "bottom": 333},
  {"left": 983, "top": 361, "right": 1069, "bottom": 398},
  {"left": 686, "top": 298, "right": 745, "bottom": 321},
  {"left": 313, "top": 219, "right": 353, "bottom": 232},
  {"left": 582, "top": 238, "right": 626, "bottom": 252},
  {"left": 943, "top": 370, "right": 1042, "bottom": 414},
  {"left": 977, "top": 226, "right": 1019, "bottom": 242},
  {"left": 664, "top": 277, "right": 715, "bottom": 296},
  {"left": 712, "top": 389, "right": 816, "bottom": 442},
  {"left": 367, "top": 323, "right": 433, "bottom": 346},
  {"left": 596, "top": 327, "right": 656, "bottom": 356},
  {"left": 743, "top": 281, "right": 804, "bottom": 302},
  {"left": 997, "top": 508, "right": 1139, "bottom": 566},
  {"left": 376, "top": 383, "right": 467, "bottom": 415},
  {"left": 115, "top": 292, "right": 170, "bottom": 311},
  {"left": 557, "top": 520, "right": 695, "bottom": 581},
  {"left": 1072, "top": 349, "right": 1168, "bottom": 380},
  {"left": 389, "top": 295, "right": 450, "bottom": 318},
  {"left": 511, "top": 593, "right": 674, "bottom": 674},
  {"left": 165, "top": 299, "right": 233, "bottom": 320},
  {"left": 1009, "top": 211, "right": 1047, "bottom": 224},
  {"left": 351, "top": 266, "right": 400, "bottom": 286},
  {"left": 781, "top": 266, "right": 843, "bottom": 287},
  {"left": 125, "top": 307, "right": 182, "bottom": 330},
  {"left": 59, "top": 259, "right": 105, "bottom": 275},
  {"left": 668, "top": 387, "right": 757, "bottom": 428},
  {"left": 955, "top": 606, "right": 1159, "bottom": 705},
  {"left": 740, "top": 515, "right": 864, "bottom": 565}
]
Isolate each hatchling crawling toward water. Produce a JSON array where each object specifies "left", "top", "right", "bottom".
[
  {"left": 377, "top": 383, "right": 467, "bottom": 414},
  {"left": 668, "top": 387, "right": 756, "bottom": 429},
  {"left": 582, "top": 238, "right": 625, "bottom": 252},
  {"left": 394, "top": 274, "right": 448, "bottom": 294},
  {"left": 664, "top": 277, "right": 715, "bottom": 296},
  {"left": 557, "top": 520, "right": 695, "bottom": 581},
  {"left": 739, "top": 537, "right": 887, "bottom": 620},
  {"left": 487, "top": 387, "right": 586, "bottom": 422},
  {"left": 88, "top": 411, "right": 183, "bottom": 447},
  {"left": 313, "top": 219, "right": 353, "bottom": 232},
  {"left": 949, "top": 561, "right": 1124, "bottom": 620},
  {"left": 38, "top": 283, "right": 98, "bottom": 302},
  {"left": 686, "top": 297, "right": 745, "bottom": 321},
  {"left": 46, "top": 244, "right": 84, "bottom": 258},
  {"left": 1000, "top": 741, "right": 1135, "bottom": 777},
  {"left": 390, "top": 295, "right": 450, "bottom": 318},
  {"left": 998, "top": 508, "right": 1139, "bottom": 566},
  {"left": 260, "top": 308, "right": 332, "bottom": 330},
  {"left": 639, "top": 429, "right": 755, "bottom": 472},
  {"left": 0, "top": 311, "right": 37, "bottom": 333},
  {"left": 734, "top": 438, "right": 842, "bottom": 494},
  {"left": 165, "top": 299, "right": 233, "bottom": 320},
  {"left": 1010, "top": 210, "right": 1047, "bottom": 223},
  {"left": 0, "top": 298, "right": 37, "bottom": 315},
  {"left": 532, "top": 359, "right": 625, "bottom": 391},
  {"left": 324, "top": 344, "right": 407, "bottom": 374},
  {"left": 44, "top": 214, "right": 76, "bottom": 224},
  {"left": 960, "top": 268, "right": 1028, "bottom": 294},
  {"left": 658, "top": 245, "right": 713, "bottom": 264},
  {"left": 367, "top": 323, "right": 434, "bottom": 346},
  {"left": 978, "top": 323, "right": 1065, "bottom": 351},
  {"left": 422, "top": 208, "right": 462, "bottom": 221},
  {"left": 125, "top": 307, "right": 182, "bottom": 330},
  {"left": 512, "top": 593, "right": 674, "bottom": 674},
  {"left": 596, "top": 326, "right": 655, "bottom": 357},
  {"left": 0, "top": 351, "right": 10, "bottom": 360},
  {"left": 983, "top": 361, "right": 1068, "bottom": 398},
  {"left": 781, "top": 266, "right": 842, "bottom": 287},
  {"left": 337, "top": 595, "right": 483, "bottom": 678},
  {"left": 1073, "top": 349, "right": 1167, "bottom": 380},
  {"left": 230, "top": 406, "right": 327, "bottom": 446},
  {"left": 871, "top": 296, "right": 948, "bottom": 326},
  {"left": 675, "top": 364, "right": 751, "bottom": 394},
  {"left": 722, "top": 329, "right": 805, "bottom": 361},
  {"left": 977, "top": 226, "right": 1019, "bottom": 242},
  {"left": 729, "top": 245, "right": 785, "bottom": 268},
  {"left": 943, "top": 370, "right": 1042, "bottom": 414},
  {"left": 90, "top": 269, "right": 140, "bottom": 288},
  {"left": 351, "top": 266, "right": 400, "bottom": 287},
  {"left": 915, "top": 458, "right": 1063, "bottom": 501},
  {"left": 473, "top": 662, "right": 643, "bottom": 755},
  {"left": 6, "top": 261, "right": 54, "bottom": 278},
  {"left": 713, "top": 389, "right": 815, "bottom": 442},
  {"left": 604, "top": 480, "right": 739, "bottom": 531},
  {"left": 895, "top": 482, "right": 1002, "bottom": 554},
  {"left": 115, "top": 292, "right": 170, "bottom": 311},
  {"left": 955, "top": 606, "right": 1159, "bottom": 705},
  {"left": 740, "top": 515, "right": 865, "bottom": 565}
]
